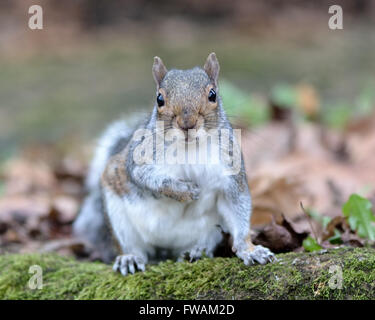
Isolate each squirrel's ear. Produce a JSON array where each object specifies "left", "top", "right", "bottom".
[
  {"left": 204, "top": 52, "right": 220, "bottom": 87},
  {"left": 152, "top": 56, "right": 168, "bottom": 87}
]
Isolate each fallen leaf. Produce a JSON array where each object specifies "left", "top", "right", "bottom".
[
  {"left": 342, "top": 194, "right": 375, "bottom": 240},
  {"left": 253, "top": 215, "right": 308, "bottom": 253},
  {"left": 303, "top": 236, "right": 322, "bottom": 252},
  {"left": 249, "top": 172, "right": 308, "bottom": 225},
  {"left": 2, "top": 159, "right": 56, "bottom": 195},
  {"left": 51, "top": 195, "right": 79, "bottom": 224}
]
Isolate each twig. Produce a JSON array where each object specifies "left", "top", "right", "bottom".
[{"left": 300, "top": 201, "right": 320, "bottom": 245}]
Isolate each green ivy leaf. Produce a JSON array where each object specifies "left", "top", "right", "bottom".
[
  {"left": 342, "top": 194, "right": 375, "bottom": 240},
  {"left": 303, "top": 236, "right": 322, "bottom": 252},
  {"left": 328, "top": 229, "right": 342, "bottom": 245}
]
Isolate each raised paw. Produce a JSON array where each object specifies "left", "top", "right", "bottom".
[
  {"left": 160, "top": 179, "right": 200, "bottom": 202},
  {"left": 237, "top": 245, "right": 275, "bottom": 266},
  {"left": 178, "top": 180, "right": 200, "bottom": 201},
  {"left": 113, "top": 254, "right": 146, "bottom": 276}
]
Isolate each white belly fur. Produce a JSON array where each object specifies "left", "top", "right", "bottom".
[{"left": 106, "top": 162, "right": 230, "bottom": 256}]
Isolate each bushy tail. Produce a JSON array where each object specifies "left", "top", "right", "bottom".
[{"left": 73, "top": 118, "right": 140, "bottom": 262}]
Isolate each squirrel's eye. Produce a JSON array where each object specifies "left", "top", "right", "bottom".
[
  {"left": 208, "top": 89, "right": 216, "bottom": 102},
  {"left": 157, "top": 93, "right": 164, "bottom": 107}
]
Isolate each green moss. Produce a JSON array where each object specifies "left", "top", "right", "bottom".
[{"left": 0, "top": 248, "right": 375, "bottom": 299}]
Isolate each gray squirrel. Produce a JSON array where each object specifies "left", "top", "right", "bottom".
[{"left": 73, "top": 53, "right": 275, "bottom": 276}]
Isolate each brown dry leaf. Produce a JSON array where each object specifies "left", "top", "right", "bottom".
[
  {"left": 17, "top": 241, "right": 43, "bottom": 254},
  {"left": 242, "top": 122, "right": 310, "bottom": 225},
  {"left": 0, "top": 195, "right": 51, "bottom": 223},
  {"left": 0, "top": 194, "right": 58, "bottom": 245},
  {"left": 242, "top": 122, "right": 339, "bottom": 226},
  {"left": 347, "top": 110, "right": 375, "bottom": 135},
  {"left": 40, "top": 238, "right": 93, "bottom": 258},
  {"left": 59, "top": 179, "right": 84, "bottom": 197},
  {"left": 322, "top": 216, "right": 349, "bottom": 241},
  {"left": 346, "top": 117, "right": 375, "bottom": 173},
  {"left": 293, "top": 123, "right": 333, "bottom": 159},
  {"left": 320, "top": 127, "right": 349, "bottom": 161},
  {"left": 322, "top": 216, "right": 365, "bottom": 248},
  {"left": 51, "top": 195, "right": 79, "bottom": 224},
  {"left": 249, "top": 173, "right": 307, "bottom": 225},
  {"left": 54, "top": 156, "right": 86, "bottom": 181},
  {"left": 2, "top": 159, "right": 57, "bottom": 196},
  {"left": 0, "top": 221, "right": 7, "bottom": 235},
  {"left": 0, "top": 146, "right": 85, "bottom": 255},
  {"left": 2, "top": 229, "right": 24, "bottom": 243},
  {"left": 253, "top": 215, "right": 309, "bottom": 253},
  {"left": 243, "top": 120, "right": 374, "bottom": 226},
  {"left": 340, "top": 229, "right": 365, "bottom": 247},
  {"left": 270, "top": 103, "right": 294, "bottom": 122}
]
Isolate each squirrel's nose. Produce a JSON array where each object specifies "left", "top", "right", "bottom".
[
  {"left": 181, "top": 123, "right": 196, "bottom": 130},
  {"left": 179, "top": 121, "right": 196, "bottom": 131},
  {"left": 177, "top": 115, "right": 196, "bottom": 131}
]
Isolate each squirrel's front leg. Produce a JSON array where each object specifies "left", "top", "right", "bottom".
[
  {"left": 101, "top": 186, "right": 149, "bottom": 276},
  {"left": 130, "top": 165, "right": 200, "bottom": 202},
  {"left": 218, "top": 179, "right": 275, "bottom": 265}
]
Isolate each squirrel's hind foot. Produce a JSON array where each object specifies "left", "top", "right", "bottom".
[{"left": 113, "top": 254, "right": 146, "bottom": 276}]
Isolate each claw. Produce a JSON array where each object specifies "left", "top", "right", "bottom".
[
  {"left": 120, "top": 265, "right": 128, "bottom": 276},
  {"left": 180, "top": 247, "right": 213, "bottom": 263},
  {"left": 268, "top": 255, "right": 277, "bottom": 263},
  {"left": 244, "top": 256, "right": 254, "bottom": 266},
  {"left": 237, "top": 245, "right": 275, "bottom": 266},
  {"left": 113, "top": 254, "right": 147, "bottom": 276},
  {"left": 138, "top": 263, "right": 146, "bottom": 272},
  {"left": 128, "top": 261, "right": 136, "bottom": 274}
]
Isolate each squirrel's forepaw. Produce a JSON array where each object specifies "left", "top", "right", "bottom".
[
  {"left": 237, "top": 245, "right": 275, "bottom": 266},
  {"left": 187, "top": 182, "right": 200, "bottom": 201},
  {"left": 178, "top": 180, "right": 200, "bottom": 201},
  {"left": 113, "top": 254, "right": 146, "bottom": 276}
]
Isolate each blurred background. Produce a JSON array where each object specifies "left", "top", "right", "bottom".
[{"left": 0, "top": 0, "right": 374, "bottom": 257}]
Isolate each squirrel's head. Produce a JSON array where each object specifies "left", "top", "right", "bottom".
[{"left": 152, "top": 53, "right": 221, "bottom": 136}]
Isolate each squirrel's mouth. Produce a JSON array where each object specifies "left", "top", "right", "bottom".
[
  {"left": 169, "top": 116, "right": 206, "bottom": 143},
  {"left": 185, "top": 127, "right": 209, "bottom": 144},
  {"left": 179, "top": 128, "right": 192, "bottom": 143}
]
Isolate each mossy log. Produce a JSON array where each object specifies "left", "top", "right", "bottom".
[{"left": 0, "top": 247, "right": 375, "bottom": 299}]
